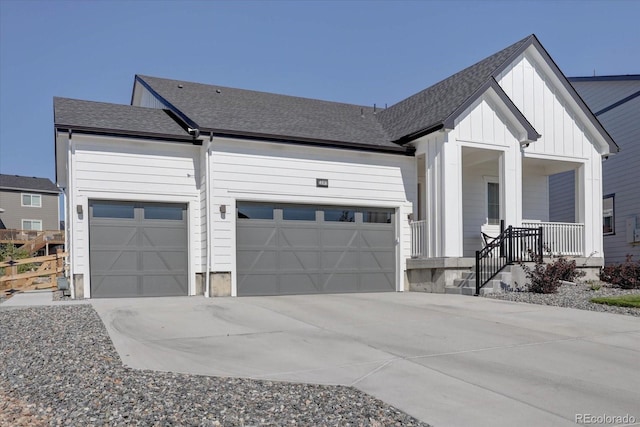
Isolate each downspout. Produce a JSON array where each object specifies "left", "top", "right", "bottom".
[
  {"left": 66, "top": 131, "right": 75, "bottom": 299},
  {"left": 204, "top": 134, "right": 213, "bottom": 297}
]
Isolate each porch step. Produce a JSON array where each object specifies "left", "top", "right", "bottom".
[{"left": 445, "top": 267, "right": 513, "bottom": 296}]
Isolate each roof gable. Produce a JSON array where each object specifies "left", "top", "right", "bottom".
[
  {"left": 376, "top": 35, "right": 535, "bottom": 142},
  {"left": 0, "top": 174, "right": 59, "bottom": 194}
]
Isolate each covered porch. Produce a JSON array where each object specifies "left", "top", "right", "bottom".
[{"left": 411, "top": 146, "right": 590, "bottom": 260}]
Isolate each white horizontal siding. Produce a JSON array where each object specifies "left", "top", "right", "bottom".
[
  {"left": 209, "top": 138, "right": 415, "bottom": 282},
  {"left": 69, "top": 134, "right": 202, "bottom": 296}
]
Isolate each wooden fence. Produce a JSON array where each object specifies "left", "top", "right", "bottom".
[{"left": 0, "top": 250, "right": 67, "bottom": 293}]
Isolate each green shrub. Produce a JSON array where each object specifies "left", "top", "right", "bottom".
[
  {"left": 520, "top": 256, "right": 585, "bottom": 294},
  {"left": 600, "top": 255, "right": 640, "bottom": 289},
  {"left": 0, "top": 243, "right": 32, "bottom": 275}
]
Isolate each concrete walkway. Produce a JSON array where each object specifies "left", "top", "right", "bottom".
[
  {"left": 0, "top": 290, "right": 87, "bottom": 307},
  {"left": 91, "top": 293, "right": 640, "bottom": 427}
]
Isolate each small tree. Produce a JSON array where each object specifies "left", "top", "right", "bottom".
[{"left": 0, "top": 243, "right": 31, "bottom": 275}]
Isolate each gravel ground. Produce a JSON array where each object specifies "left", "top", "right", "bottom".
[
  {"left": 484, "top": 282, "right": 640, "bottom": 317},
  {"left": 0, "top": 305, "right": 428, "bottom": 427}
]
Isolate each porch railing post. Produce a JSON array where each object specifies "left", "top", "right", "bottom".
[
  {"left": 507, "top": 226, "right": 513, "bottom": 264},
  {"left": 538, "top": 226, "right": 544, "bottom": 261},
  {"left": 475, "top": 250, "right": 480, "bottom": 296}
]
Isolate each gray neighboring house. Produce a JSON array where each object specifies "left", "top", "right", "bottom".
[
  {"left": 0, "top": 174, "right": 61, "bottom": 231},
  {"left": 550, "top": 75, "right": 640, "bottom": 264}
]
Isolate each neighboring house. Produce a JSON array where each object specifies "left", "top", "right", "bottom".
[
  {"left": 549, "top": 75, "right": 640, "bottom": 264},
  {"left": 0, "top": 174, "right": 60, "bottom": 231},
  {"left": 54, "top": 34, "right": 616, "bottom": 299}
]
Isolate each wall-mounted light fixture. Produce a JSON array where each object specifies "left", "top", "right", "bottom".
[
  {"left": 219, "top": 205, "right": 226, "bottom": 214},
  {"left": 76, "top": 205, "right": 83, "bottom": 215},
  {"left": 407, "top": 213, "right": 414, "bottom": 222}
]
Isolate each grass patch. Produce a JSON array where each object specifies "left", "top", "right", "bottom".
[{"left": 591, "top": 294, "right": 640, "bottom": 308}]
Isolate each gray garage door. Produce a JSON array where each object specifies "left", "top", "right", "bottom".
[
  {"left": 89, "top": 201, "right": 188, "bottom": 298},
  {"left": 237, "top": 203, "right": 396, "bottom": 296}
]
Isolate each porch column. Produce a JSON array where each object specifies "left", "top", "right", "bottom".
[
  {"left": 576, "top": 162, "right": 602, "bottom": 257},
  {"left": 501, "top": 146, "right": 522, "bottom": 228},
  {"left": 441, "top": 139, "right": 463, "bottom": 257}
]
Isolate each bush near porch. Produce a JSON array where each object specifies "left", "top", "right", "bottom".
[{"left": 599, "top": 255, "right": 640, "bottom": 290}]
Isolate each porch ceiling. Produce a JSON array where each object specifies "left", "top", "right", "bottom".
[
  {"left": 461, "top": 147, "right": 501, "bottom": 168},
  {"left": 523, "top": 157, "right": 579, "bottom": 175}
]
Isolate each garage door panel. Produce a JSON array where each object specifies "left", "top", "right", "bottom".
[
  {"left": 360, "top": 251, "right": 395, "bottom": 270},
  {"left": 280, "top": 251, "right": 319, "bottom": 270},
  {"left": 237, "top": 203, "right": 396, "bottom": 296},
  {"left": 279, "top": 228, "right": 317, "bottom": 247},
  {"left": 360, "top": 273, "right": 395, "bottom": 291},
  {"left": 320, "top": 229, "right": 358, "bottom": 246},
  {"left": 322, "top": 273, "right": 360, "bottom": 292},
  {"left": 141, "top": 275, "right": 187, "bottom": 297},
  {"left": 92, "top": 275, "right": 138, "bottom": 298},
  {"left": 238, "top": 274, "right": 279, "bottom": 296},
  {"left": 237, "top": 249, "right": 277, "bottom": 271},
  {"left": 322, "top": 251, "right": 359, "bottom": 269},
  {"left": 141, "top": 251, "right": 187, "bottom": 271},
  {"left": 279, "top": 273, "right": 320, "bottom": 294},
  {"left": 90, "top": 201, "right": 188, "bottom": 298},
  {"left": 236, "top": 226, "right": 276, "bottom": 246}
]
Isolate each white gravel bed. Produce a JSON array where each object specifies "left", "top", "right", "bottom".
[
  {"left": 0, "top": 305, "right": 429, "bottom": 427},
  {"left": 484, "top": 282, "right": 640, "bottom": 317}
]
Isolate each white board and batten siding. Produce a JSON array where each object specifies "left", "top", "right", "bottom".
[
  {"left": 453, "top": 94, "right": 523, "bottom": 257},
  {"left": 208, "top": 137, "right": 416, "bottom": 295},
  {"left": 66, "top": 133, "right": 202, "bottom": 297},
  {"left": 496, "top": 51, "right": 605, "bottom": 258}
]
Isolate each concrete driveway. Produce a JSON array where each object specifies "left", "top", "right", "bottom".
[{"left": 91, "top": 293, "right": 640, "bottom": 427}]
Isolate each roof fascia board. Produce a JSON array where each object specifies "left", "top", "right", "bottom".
[
  {"left": 0, "top": 187, "right": 59, "bottom": 194},
  {"left": 55, "top": 126, "right": 199, "bottom": 145},
  {"left": 512, "top": 38, "right": 619, "bottom": 154},
  {"left": 204, "top": 130, "right": 411, "bottom": 155},
  {"left": 134, "top": 76, "right": 200, "bottom": 130},
  {"left": 443, "top": 78, "right": 540, "bottom": 142},
  {"left": 569, "top": 75, "right": 640, "bottom": 82}
]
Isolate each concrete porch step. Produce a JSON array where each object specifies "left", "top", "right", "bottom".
[{"left": 445, "top": 267, "right": 514, "bottom": 296}]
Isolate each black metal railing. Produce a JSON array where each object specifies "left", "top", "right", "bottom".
[{"left": 475, "top": 225, "right": 543, "bottom": 295}]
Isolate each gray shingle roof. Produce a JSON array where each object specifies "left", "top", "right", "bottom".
[
  {"left": 0, "top": 174, "right": 59, "bottom": 194},
  {"left": 54, "top": 97, "right": 192, "bottom": 140},
  {"left": 136, "top": 75, "right": 399, "bottom": 150},
  {"left": 376, "top": 35, "right": 534, "bottom": 142}
]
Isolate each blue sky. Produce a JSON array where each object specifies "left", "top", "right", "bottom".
[{"left": 1, "top": 0, "right": 638, "bottom": 184}]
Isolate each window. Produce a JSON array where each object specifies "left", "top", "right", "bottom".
[
  {"left": 603, "top": 194, "right": 614, "bottom": 235},
  {"left": 324, "top": 209, "right": 355, "bottom": 222},
  {"left": 22, "top": 219, "right": 42, "bottom": 231},
  {"left": 144, "top": 205, "right": 183, "bottom": 220},
  {"left": 282, "top": 206, "right": 316, "bottom": 221},
  {"left": 364, "top": 210, "right": 392, "bottom": 223},
  {"left": 237, "top": 204, "right": 274, "bottom": 220},
  {"left": 487, "top": 182, "right": 500, "bottom": 225},
  {"left": 92, "top": 203, "right": 135, "bottom": 219},
  {"left": 21, "top": 193, "right": 41, "bottom": 207}
]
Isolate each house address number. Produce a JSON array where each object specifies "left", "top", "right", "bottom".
[{"left": 316, "top": 178, "right": 329, "bottom": 188}]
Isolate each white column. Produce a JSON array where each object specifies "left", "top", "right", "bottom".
[
  {"left": 502, "top": 147, "right": 522, "bottom": 228},
  {"left": 441, "top": 136, "right": 463, "bottom": 257}
]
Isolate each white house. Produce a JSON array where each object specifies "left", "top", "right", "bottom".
[
  {"left": 550, "top": 75, "right": 639, "bottom": 264},
  {"left": 54, "top": 34, "right": 617, "bottom": 299}
]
